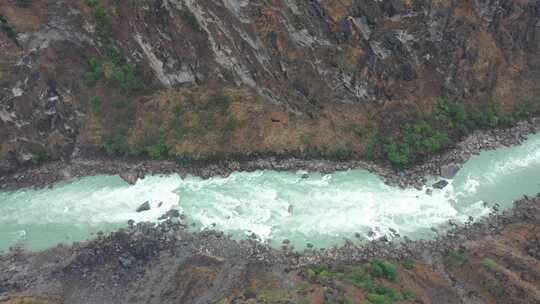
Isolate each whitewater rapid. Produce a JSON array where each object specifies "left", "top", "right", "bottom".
[{"left": 1, "top": 133, "right": 539, "bottom": 251}]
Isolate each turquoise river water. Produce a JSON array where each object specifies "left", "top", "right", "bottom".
[{"left": 1, "top": 133, "right": 540, "bottom": 252}]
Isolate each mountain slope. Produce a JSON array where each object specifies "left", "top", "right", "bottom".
[{"left": 0, "top": 0, "right": 539, "bottom": 172}]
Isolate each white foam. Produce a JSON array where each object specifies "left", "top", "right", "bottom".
[
  {"left": 1, "top": 133, "right": 539, "bottom": 250},
  {"left": 0, "top": 175, "right": 182, "bottom": 227}
]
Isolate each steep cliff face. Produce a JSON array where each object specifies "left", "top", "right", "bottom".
[{"left": 1, "top": 0, "right": 539, "bottom": 173}]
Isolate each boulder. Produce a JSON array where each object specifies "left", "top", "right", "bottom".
[
  {"left": 440, "top": 164, "right": 460, "bottom": 179},
  {"left": 120, "top": 170, "right": 140, "bottom": 185},
  {"left": 433, "top": 180, "right": 449, "bottom": 189},
  {"left": 136, "top": 201, "right": 151, "bottom": 212},
  {"left": 158, "top": 209, "right": 181, "bottom": 220},
  {"left": 118, "top": 254, "right": 135, "bottom": 269}
]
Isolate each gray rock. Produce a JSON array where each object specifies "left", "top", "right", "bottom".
[
  {"left": 433, "top": 180, "right": 449, "bottom": 189},
  {"left": 120, "top": 170, "right": 140, "bottom": 185},
  {"left": 118, "top": 254, "right": 135, "bottom": 269},
  {"left": 440, "top": 164, "right": 460, "bottom": 179},
  {"left": 136, "top": 201, "right": 151, "bottom": 212},
  {"left": 158, "top": 209, "right": 181, "bottom": 220}
]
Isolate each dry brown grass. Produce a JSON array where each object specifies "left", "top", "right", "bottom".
[
  {"left": 126, "top": 87, "right": 373, "bottom": 159},
  {"left": 0, "top": 2, "right": 48, "bottom": 32},
  {"left": 0, "top": 296, "right": 62, "bottom": 304}
]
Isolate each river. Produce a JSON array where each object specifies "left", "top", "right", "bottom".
[{"left": 1, "top": 133, "right": 539, "bottom": 252}]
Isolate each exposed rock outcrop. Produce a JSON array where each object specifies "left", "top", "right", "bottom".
[
  {"left": 119, "top": 170, "right": 140, "bottom": 185},
  {"left": 136, "top": 201, "right": 150, "bottom": 213},
  {"left": 0, "top": 0, "right": 539, "bottom": 174}
]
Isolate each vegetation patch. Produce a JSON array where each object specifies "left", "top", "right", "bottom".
[
  {"left": 377, "top": 97, "right": 538, "bottom": 167},
  {"left": 300, "top": 260, "right": 415, "bottom": 304},
  {"left": 90, "top": 96, "right": 102, "bottom": 114},
  {"left": 243, "top": 286, "right": 255, "bottom": 299},
  {"left": 0, "top": 14, "right": 19, "bottom": 45},
  {"left": 481, "top": 258, "right": 498, "bottom": 270},
  {"left": 445, "top": 250, "right": 469, "bottom": 268},
  {"left": 85, "top": 0, "right": 112, "bottom": 38},
  {"left": 179, "top": 9, "right": 201, "bottom": 32},
  {"left": 31, "top": 150, "right": 49, "bottom": 165},
  {"left": 256, "top": 289, "right": 291, "bottom": 303},
  {"left": 401, "top": 259, "right": 414, "bottom": 270},
  {"left": 85, "top": 47, "right": 143, "bottom": 94},
  {"left": 103, "top": 133, "right": 130, "bottom": 156}
]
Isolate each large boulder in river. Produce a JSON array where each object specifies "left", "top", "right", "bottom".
[
  {"left": 120, "top": 170, "right": 140, "bottom": 185},
  {"left": 440, "top": 164, "right": 460, "bottom": 179},
  {"left": 136, "top": 201, "right": 151, "bottom": 213},
  {"left": 433, "top": 180, "right": 449, "bottom": 189},
  {"left": 158, "top": 209, "right": 181, "bottom": 220}
]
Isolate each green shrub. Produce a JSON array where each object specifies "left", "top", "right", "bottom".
[
  {"left": 344, "top": 297, "right": 355, "bottom": 304},
  {"left": 343, "top": 123, "right": 368, "bottom": 138},
  {"left": 512, "top": 101, "right": 535, "bottom": 120},
  {"left": 402, "top": 121, "right": 449, "bottom": 154},
  {"left": 223, "top": 116, "right": 237, "bottom": 133},
  {"left": 0, "top": 14, "right": 18, "bottom": 44},
  {"left": 90, "top": 96, "right": 102, "bottom": 114},
  {"left": 364, "top": 284, "right": 399, "bottom": 304},
  {"left": 31, "top": 150, "right": 49, "bottom": 165},
  {"left": 172, "top": 104, "right": 184, "bottom": 117},
  {"left": 332, "top": 143, "right": 352, "bottom": 160},
  {"left": 469, "top": 106, "right": 499, "bottom": 129},
  {"left": 243, "top": 287, "right": 255, "bottom": 298},
  {"left": 307, "top": 264, "right": 332, "bottom": 282},
  {"left": 300, "top": 134, "right": 312, "bottom": 147},
  {"left": 381, "top": 261, "right": 398, "bottom": 282},
  {"left": 180, "top": 9, "right": 201, "bottom": 31},
  {"left": 145, "top": 142, "right": 169, "bottom": 159},
  {"left": 256, "top": 289, "right": 291, "bottom": 303},
  {"left": 363, "top": 131, "right": 379, "bottom": 160},
  {"left": 401, "top": 259, "right": 414, "bottom": 270},
  {"left": 110, "top": 62, "right": 142, "bottom": 93},
  {"left": 296, "top": 281, "right": 309, "bottom": 293},
  {"left": 85, "top": 52, "right": 142, "bottom": 93},
  {"left": 384, "top": 120, "right": 449, "bottom": 167},
  {"left": 307, "top": 268, "right": 317, "bottom": 281},
  {"left": 85, "top": 57, "right": 103, "bottom": 86},
  {"left": 481, "top": 258, "right": 498, "bottom": 270},
  {"left": 383, "top": 140, "right": 411, "bottom": 167},
  {"left": 85, "top": 0, "right": 98, "bottom": 8},
  {"left": 369, "top": 260, "right": 385, "bottom": 278},
  {"left": 170, "top": 117, "right": 184, "bottom": 138},
  {"left": 85, "top": 0, "right": 111, "bottom": 37},
  {"left": 374, "top": 283, "right": 397, "bottom": 298},
  {"left": 347, "top": 267, "right": 373, "bottom": 291},
  {"left": 401, "top": 288, "right": 416, "bottom": 300},
  {"left": 103, "top": 134, "right": 130, "bottom": 155},
  {"left": 433, "top": 98, "right": 467, "bottom": 132},
  {"left": 369, "top": 259, "right": 397, "bottom": 282},
  {"left": 446, "top": 250, "right": 468, "bottom": 267}
]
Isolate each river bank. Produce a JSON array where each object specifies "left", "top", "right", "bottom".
[
  {"left": 1, "top": 194, "right": 538, "bottom": 303},
  {"left": 1, "top": 118, "right": 539, "bottom": 191}
]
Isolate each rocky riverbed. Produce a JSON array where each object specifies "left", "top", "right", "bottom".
[
  {"left": 1, "top": 117, "right": 539, "bottom": 191},
  {"left": 1, "top": 194, "right": 539, "bottom": 303}
]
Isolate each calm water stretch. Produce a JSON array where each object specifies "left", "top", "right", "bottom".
[{"left": 1, "top": 133, "right": 540, "bottom": 252}]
